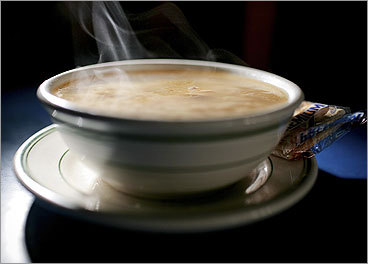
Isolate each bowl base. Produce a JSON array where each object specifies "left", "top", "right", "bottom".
[{"left": 66, "top": 151, "right": 272, "bottom": 200}]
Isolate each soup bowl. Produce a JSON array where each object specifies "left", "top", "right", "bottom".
[{"left": 37, "top": 59, "right": 304, "bottom": 198}]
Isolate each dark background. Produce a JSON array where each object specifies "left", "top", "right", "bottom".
[
  {"left": 1, "top": 2, "right": 367, "bottom": 263},
  {"left": 2, "top": 1, "right": 367, "bottom": 111}
]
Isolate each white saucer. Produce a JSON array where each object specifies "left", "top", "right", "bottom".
[{"left": 14, "top": 125, "right": 318, "bottom": 233}]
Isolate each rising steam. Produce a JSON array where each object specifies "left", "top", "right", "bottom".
[{"left": 67, "top": 2, "right": 246, "bottom": 66}]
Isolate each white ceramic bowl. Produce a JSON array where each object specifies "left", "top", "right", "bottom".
[{"left": 37, "top": 59, "right": 304, "bottom": 198}]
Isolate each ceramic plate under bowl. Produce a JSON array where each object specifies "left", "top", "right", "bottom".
[{"left": 14, "top": 125, "right": 318, "bottom": 233}]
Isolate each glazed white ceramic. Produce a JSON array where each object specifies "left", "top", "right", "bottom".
[
  {"left": 13, "top": 126, "right": 317, "bottom": 232},
  {"left": 37, "top": 59, "right": 304, "bottom": 198}
]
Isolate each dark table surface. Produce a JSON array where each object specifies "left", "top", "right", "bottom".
[{"left": 1, "top": 88, "right": 367, "bottom": 263}]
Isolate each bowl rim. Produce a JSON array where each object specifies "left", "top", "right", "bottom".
[{"left": 37, "top": 59, "right": 304, "bottom": 125}]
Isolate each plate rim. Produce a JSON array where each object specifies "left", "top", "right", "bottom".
[{"left": 14, "top": 124, "right": 318, "bottom": 233}]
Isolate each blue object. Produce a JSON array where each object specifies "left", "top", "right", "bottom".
[{"left": 316, "top": 124, "right": 367, "bottom": 179}]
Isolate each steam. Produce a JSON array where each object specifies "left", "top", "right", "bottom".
[
  {"left": 67, "top": 2, "right": 246, "bottom": 66},
  {"left": 91, "top": 2, "right": 149, "bottom": 62},
  {"left": 62, "top": 0, "right": 248, "bottom": 109}
]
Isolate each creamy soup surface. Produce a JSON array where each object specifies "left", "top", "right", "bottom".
[{"left": 53, "top": 69, "right": 289, "bottom": 121}]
